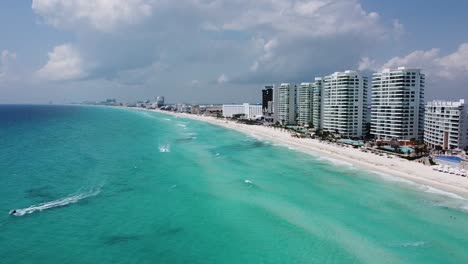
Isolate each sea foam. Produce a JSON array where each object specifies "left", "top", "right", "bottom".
[{"left": 159, "top": 144, "right": 171, "bottom": 152}]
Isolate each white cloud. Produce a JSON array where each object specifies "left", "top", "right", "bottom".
[
  {"left": 217, "top": 73, "right": 229, "bottom": 84},
  {"left": 372, "top": 43, "right": 468, "bottom": 80},
  {"left": 213, "top": 0, "right": 396, "bottom": 78},
  {"left": 357, "top": 43, "right": 468, "bottom": 100},
  {"left": 31, "top": 0, "right": 397, "bottom": 82},
  {"left": 217, "top": 0, "right": 386, "bottom": 38},
  {"left": 0, "top": 50, "right": 17, "bottom": 81},
  {"left": 438, "top": 43, "right": 468, "bottom": 78},
  {"left": 36, "top": 44, "right": 86, "bottom": 81},
  {"left": 21, "top": 0, "right": 405, "bottom": 103},
  {"left": 357, "top": 57, "right": 377, "bottom": 71},
  {"left": 32, "top": 0, "right": 153, "bottom": 32}
]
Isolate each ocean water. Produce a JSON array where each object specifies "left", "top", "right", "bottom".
[{"left": 0, "top": 105, "right": 467, "bottom": 264}]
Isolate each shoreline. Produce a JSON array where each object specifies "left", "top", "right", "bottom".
[{"left": 134, "top": 107, "right": 468, "bottom": 199}]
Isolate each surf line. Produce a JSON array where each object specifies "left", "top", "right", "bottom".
[{"left": 9, "top": 187, "right": 101, "bottom": 216}]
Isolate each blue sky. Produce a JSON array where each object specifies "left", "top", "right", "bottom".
[{"left": 0, "top": 0, "right": 467, "bottom": 104}]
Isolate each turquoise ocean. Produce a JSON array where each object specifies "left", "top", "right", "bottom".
[{"left": 0, "top": 105, "right": 467, "bottom": 263}]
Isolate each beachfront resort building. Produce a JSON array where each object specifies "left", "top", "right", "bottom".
[
  {"left": 262, "top": 85, "right": 274, "bottom": 114},
  {"left": 274, "top": 83, "right": 297, "bottom": 125},
  {"left": 321, "top": 71, "right": 368, "bottom": 137},
  {"left": 297, "top": 83, "right": 313, "bottom": 126},
  {"left": 424, "top": 99, "right": 468, "bottom": 150},
  {"left": 156, "top": 96, "right": 165, "bottom": 107},
  {"left": 222, "top": 103, "right": 263, "bottom": 119},
  {"left": 312, "top": 77, "right": 323, "bottom": 130},
  {"left": 371, "top": 67, "right": 425, "bottom": 140}
]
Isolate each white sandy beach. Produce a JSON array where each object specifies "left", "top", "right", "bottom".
[{"left": 146, "top": 108, "right": 468, "bottom": 199}]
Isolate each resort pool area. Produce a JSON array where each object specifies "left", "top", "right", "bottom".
[
  {"left": 382, "top": 146, "right": 415, "bottom": 154},
  {"left": 400, "top": 146, "right": 415, "bottom": 154},
  {"left": 435, "top": 156, "right": 466, "bottom": 163},
  {"left": 337, "top": 139, "right": 364, "bottom": 146}
]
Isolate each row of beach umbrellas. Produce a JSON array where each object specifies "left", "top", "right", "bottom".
[{"left": 432, "top": 164, "right": 467, "bottom": 177}]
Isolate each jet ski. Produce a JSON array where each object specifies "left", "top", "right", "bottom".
[{"left": 9, "top": 210, "right": 18, "bottom": 216}]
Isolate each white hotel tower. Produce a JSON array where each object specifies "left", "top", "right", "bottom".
[
  {"left": 311, "top": 78, "right": 323, "bottom": 129},
  {"left": 424, "top": 100, "right": 468, "bottom": 150},
  {"left": 297, "top": 82, "right": 313, "bottom": 126},
  {"left": 322, "top": 71, "right": 367, "bottom": 137},
  {"left": 274, "top": 83, "right": 297, "bottom": 125},
  {"left": 371, "top": 67, "right": 425, "bottom": 140},
  {"left": 322, "top": 71, "right": 368, "bottom": 137}
]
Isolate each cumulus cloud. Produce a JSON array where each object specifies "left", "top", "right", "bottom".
[
  {"left": 357, "top": 43, "right": 468, "bottom": 100},
  {"left": 361, "top": 43, "right": 468, "bottom": 80},
  {"left": 36, "top": 44, "right": 86, "bottom": 81},
  {"left": 217, "top": 0, "right": 385, "bottom": 37},
  {"left": 23, "top": 0, "right": 404, "bottom": 103},
  {"left": 32, "top": 0, "right": 153, "bottom": 32},
  {"left": 219, "top": 0, "right": 397, "bottom": 82}
]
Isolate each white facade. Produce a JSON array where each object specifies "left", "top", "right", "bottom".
[
  {"left": 274, "top": 83, "right": 297, "bottom": 125},
  {"left": 312, "top": 77, "right": 323, "bottom": 129},
  {"left": 222, "top": 103, "right": 263, "bottom": 119},
  {"left": 371, "top": 67, "right": 425, "bottom": 140},
  {"left": 424, "top": 99, "right": 468, "bottom": 150},
  {"left": 156, "top": 96, "right": 165, "bottom": 107},
  {"left": 297, "top": 82, "right": 313, "bottom": 126},
  {"left": 322, "top": 71, "right": 368, "bottom": 137}
]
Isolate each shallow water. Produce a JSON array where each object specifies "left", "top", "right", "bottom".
[{"left": 0, "top": 105, "right": 467, "bottom": 264}]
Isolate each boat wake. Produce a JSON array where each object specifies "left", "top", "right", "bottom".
[
  {"left": 399, "top": 241, "right": 429, "bottom": 248},
  {"left": 159, "top": 144, "right": 171, "bottom": 152},
  {"left": 10, "top": 188, "right": 101, "bottom": 216}
]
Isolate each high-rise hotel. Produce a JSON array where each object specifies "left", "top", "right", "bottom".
[
  {"left": 424, "top": 100, "right": 468, "bottom": 150},
  {"left": 371, "top": 67, "right": 425, "bottom": 140},
  {"left": 311, "top": 78, "right": 323, "bottom": 129},
  {"left": 297, "top": 83, "right": 313, "bottom": 126},
  {"left": 322, "top": 71, "right": 368, "bottom": 137},
  {"left": 262, "top": 85, "right": 274, "bottom": 114},
  {"left": 274, "top": 83, "right": 297, "bottom": 125}
]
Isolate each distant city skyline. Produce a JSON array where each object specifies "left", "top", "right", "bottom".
[{"left": 0, "top": 0, "right": 468, "bottom": 104}]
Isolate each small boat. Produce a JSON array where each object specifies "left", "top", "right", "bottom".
[{"left": 9, "top": 210, "right": 18, "bottom": 216}]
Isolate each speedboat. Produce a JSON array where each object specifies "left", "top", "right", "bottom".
[{"left": 9, "top": 210, "right": 18, "bottom": 216}]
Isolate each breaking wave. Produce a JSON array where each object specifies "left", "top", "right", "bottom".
[{"left": 159, "top": 144, "right": 171, "bottom": 152}]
